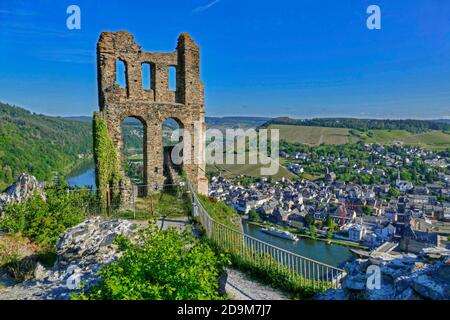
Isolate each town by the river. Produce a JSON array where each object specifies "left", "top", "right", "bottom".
[{"left": 67, "top": 168, "right": 355, "bottom": 267}]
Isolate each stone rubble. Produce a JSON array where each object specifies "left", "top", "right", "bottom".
[
  {"left": 0, "top": 217, "right": 136, "bottom": 300},
  {"left": 316, "top": 250, "right": 450, "bottom": 300},
  {"left": 0, "top": 174, "right": 45, "bottom": 216}
]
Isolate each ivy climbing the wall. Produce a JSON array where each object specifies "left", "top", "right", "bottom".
[{"left": 93, "top": 112, "right": 125, "bottom": 212}]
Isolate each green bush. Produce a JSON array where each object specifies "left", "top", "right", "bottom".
[
  {"left": 74, "top": 227, "right": 229, "bottom": 300},
  {"left": 0, "top": 186, "right": 90, "bottom": 247},
  {"left": 248, "top": 209, "right": 262, "bottom": 222}
]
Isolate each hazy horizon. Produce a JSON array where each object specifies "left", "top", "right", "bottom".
[{"left": 3, "top": 100, "right": 449, "bottom": 121}]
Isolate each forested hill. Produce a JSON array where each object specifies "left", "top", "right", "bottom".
[
  {"left": 264, "top": 117, "right": 450, "bottom": 133},
  {"left": 0, "top": 103, "right": 92, "bottom": 190}
]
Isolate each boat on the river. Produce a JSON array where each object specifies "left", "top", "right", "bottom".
[{"left": 260, "top": 227, "right": 299, "bottom": 241}]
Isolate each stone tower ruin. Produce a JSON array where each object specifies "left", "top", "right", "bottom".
[{"left": 94, "top": 31, "right": 208, "bottom": 202}]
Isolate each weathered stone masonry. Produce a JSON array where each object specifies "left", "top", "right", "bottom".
[{"left": 95, "top": 31, "right": 208, "bottom": 197}]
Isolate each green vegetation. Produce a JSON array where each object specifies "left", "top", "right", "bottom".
[
  {"left": 362, "top": 206, "right": 373, "bottom": 216},
  {"left": 265, "top": 117, "right": 450, "bottom": 133},
  {"left": 267, "top": 124, "right": 351, "bottom": 145},
  {"left": 207, "top": 162, "right": 296, "bottom": 181},
  {"left": 0, "top": 102, "right": 92, "bottom": 191},
  {"left": 280, "top": 141, "right": 446, "bottom": 186},
  {"left": 248, "top": 209, "right": 262, "bottom": 222},
  {"left": 114, "top": 190, "right": 191, "bottom": 220},
  {"left": 93, "top": 112, "right": 126, "bottom": 212},
  {"left": 197, "top": 194, "right": 242, "bottom": 230},
  {"left": 74, "top": 226, "right": 229, "bottom": 300},
  {"left": 355, "top": 129, "right": 450, "bottom": 150},
  {"left": 0, "top": 185, "right": 90, "bottom": 247},
  {"left": 198, "top": 221, "right": 329, "bottom": 299},
  {"left": 206, "top": 149, "right": 296, "bottom": 181},
  {"left": 267, "top": 123, "right": 450, "bottom": 150}
]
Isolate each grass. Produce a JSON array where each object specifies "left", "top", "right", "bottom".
[
  {"left": 355, "top": 129, "right": 450, "bottom": 150},
  {"left": 112, "top": 189, "right": 191, "bottom": 220},
  {"left": 196, "top": 194, "right": 242, "bottom": 230}
]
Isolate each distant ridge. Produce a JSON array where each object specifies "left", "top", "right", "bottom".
[
  {"left": 65, "top": 115, "right": 271, "bottom": 129},
  {"left": 262, "top": 117, "right": 450, "bottom": 133},
  {"left": 62, "top": 116, "right": 92, "bottom": 122}
]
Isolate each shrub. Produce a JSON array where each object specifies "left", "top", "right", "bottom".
[
  {"left": 0, "top": 185, "right": 91, "bottom": 247},
  {"left": 248, "top": 210, "right": 261, "bottom": 222},
  {"left": 74, "top": 227, "right": 229, "bottom": 300}
]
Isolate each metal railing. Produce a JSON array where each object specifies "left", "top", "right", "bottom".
[
  {"left": 68, "top": 183, "right": 188, "bottom": 220},
  {"left": 68, "top": 180, "right": 346, "bottom": 290},
  {"left": 187, "top": 181, "right": 346, "bottom": 290}
]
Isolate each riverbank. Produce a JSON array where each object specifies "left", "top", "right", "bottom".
[
  {"left": 245, "top": 220, "right": 369, "bottom": 250},
  {"left": 65, "top": 159, "right": 94, "bottom": 180},
  {"left": 243, "top": 222, "right": 354, "bottom": 267}
]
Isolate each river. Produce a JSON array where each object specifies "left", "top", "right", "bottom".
[
  {"left": 243, "top": 222, "right": 353, "bottom": 267},
  {"left": 68, "top": 168, "right": 354, "bottom": 266},
  {"left": 67, "top": 168, "right": 96, "bottom": 188}
]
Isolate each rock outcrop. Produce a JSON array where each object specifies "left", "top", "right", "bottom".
[
  {"left": 316, "top": 249, "right": 450, "bottom": 300},
  {"left": 0, "top": 174, "right": 45, "bottom": 215},
  {"left": 0, "top": 218, "right": 136, "bottom": 300}
]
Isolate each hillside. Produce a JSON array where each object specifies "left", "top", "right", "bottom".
[
  {"left": 265, "top": 117, "right": 450, "bottom": 133},
  {"left": 351, "top": 129, "right": 450, "bottom": 149},
  {"left": 205, "top": 116, "right": 271, "bottom": 131},
  {"left": 265, "top": 123, "right": 450, "bottom": 150},
  {"left": 0, "top": 103, "right": 93, "bottom": 190},
  {"left": 267, "top": 124, "right": 351, "bottom": 145}
]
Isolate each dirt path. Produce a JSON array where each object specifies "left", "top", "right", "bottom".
[{"left": 225, "top": 268, "right": 289, "bottom": 300}]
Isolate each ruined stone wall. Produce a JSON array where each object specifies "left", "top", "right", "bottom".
[{"left": 95, "top": 31, "right": 208, "bottom": 197}]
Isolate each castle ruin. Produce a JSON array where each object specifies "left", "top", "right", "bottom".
[{"left": 94, "top": 31, "right": 208, "bottom": 202}]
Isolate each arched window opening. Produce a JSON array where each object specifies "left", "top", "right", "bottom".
[
  {"left": 162, "top": 118, "right": 183, "bottom": 187},
  {"left": 121, "top": 117, "right": 145, "bottom": 185}
]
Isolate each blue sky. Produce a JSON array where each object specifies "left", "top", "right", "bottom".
[{"left": 1, "top": 0, "right": 450, "bottom": 119}]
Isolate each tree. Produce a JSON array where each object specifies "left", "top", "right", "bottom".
[
  {"left": 326, "top": 228, "right": 333, "bottom": 239},
  {"left": 305, "top": 213, "right": 314, "bottom": 226},
  {"left": 248, "top": 209, "right": 261, "bottom": 222},
  {"left": 388, "top": 187, "right": 400, "bottom": 198},
  {"left": 325, "top": 215, "right": 333, "bottom": 228},
  {"left": 309, "top": 224, "right": 317, "bottom": 239},
  {"left": 362, "top": 206, "right": 373, "bottom": 216},
  {"left": 315, "top": 220, "right": 323, "bottom": 230}
]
